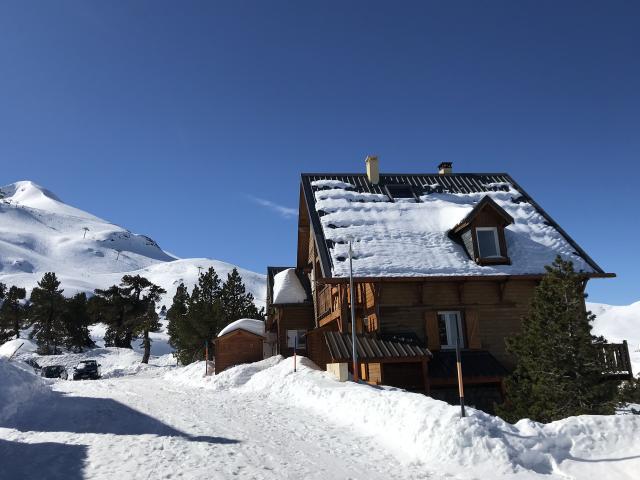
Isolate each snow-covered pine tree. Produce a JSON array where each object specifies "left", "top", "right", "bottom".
[
  {"left": 497, "top": 256, "right": 619, "bottom": 423},
  {"left": 29, "top": 272, "right": 66, "bottom": 355}
]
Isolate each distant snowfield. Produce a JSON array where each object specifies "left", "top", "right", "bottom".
[
  {"left": 590, "top": 301, "right": 640, "bottom": 374},
  {"left": 1, "top": 349, "right": 639, "bottom": 480},
  {"left": 0, "top": 181, "right": 266, "bottom": 307}
]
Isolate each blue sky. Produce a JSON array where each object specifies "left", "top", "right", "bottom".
[{"left": 1, "top": 1, "right": 638, "bottom": 304}]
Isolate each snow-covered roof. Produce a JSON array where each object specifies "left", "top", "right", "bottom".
[
  {"left": 301, "top": 173, "right": 604, "bottom": 278},
  {"left": 272, "top": 268, "right": 308, "bottom": 304},
  {"left": 217, "top": 319, "right": 265, "bottom": 338}
]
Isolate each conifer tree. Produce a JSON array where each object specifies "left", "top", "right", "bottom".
[
  {"left": 0, "top": 281, "right": 10, "bottom": 344},
  {"left": 0, "top": 286, "right": 27, "bottom": 340},
  {"left": 167, "top": 283, "right": 193, "bottom": 364},
  {"left": 135, "top": 283, "right": 166, "bottom": 364},
  {"left": 497, "top": 257, "right": 618, "bottom": 423},
  {"left": 90, "top": 285, "right": 131, "bottom": 348},
  {"left": 62, "top": 292, "right": 95, "bottom": 352},
  {"left": 219, "top": 268, "right": 264, "bottom": 330},
  {"left": 29, "top": 272, "right": 66, "bottom": 354}
]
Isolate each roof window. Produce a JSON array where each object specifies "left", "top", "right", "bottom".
[{"left": 385, "top": 184, "right": 420, "bottom": 202}]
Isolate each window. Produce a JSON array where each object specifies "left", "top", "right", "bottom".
[
  {"left": 476, "top": 227, "right": 500, "bottom": 258},
  {"left": 386, "top": 184, "right": 420, "bottom": 202},
  {"left": 437, "top": 311, "right": 464, "bottom": 349},
  {"left": 287, "top": 330, "right": 307, "bottom": 350}
]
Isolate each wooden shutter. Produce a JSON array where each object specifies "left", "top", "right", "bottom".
[
  {"left": 465, "top": 309, "right": 481, "bottom": 349},
  {"left": 425, "top": 311, "right": 440, "bottom": 351}
]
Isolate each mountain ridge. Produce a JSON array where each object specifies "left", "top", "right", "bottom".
[{"left": 0, "top": 180, "right": 266, "bottom": 307}]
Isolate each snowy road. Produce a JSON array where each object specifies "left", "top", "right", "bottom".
[{"left": 0, "top": 371, "right": 436, "bottom": 480}]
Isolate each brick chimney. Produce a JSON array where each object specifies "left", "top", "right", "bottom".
[
  {"left": 366, "top": 155, "right": 379, "bottom": 184},
  {"left": 438, "top": 162, "right": 452, "bottom": 175}
]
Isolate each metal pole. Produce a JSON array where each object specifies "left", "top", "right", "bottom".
[
  {"left": 349, "top": 241, "right": 359, "bottom": 382},
  {"left": 455, "top": 320, "right": 466, "bottom": 418},
  {"left": 294, "top": 335, "right": 297, "bottom": 373}
]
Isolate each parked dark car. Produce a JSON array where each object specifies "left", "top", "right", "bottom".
[
  {"left": 25, "top": 358, "right": 42, "bottom": 372},
  {"left": 72, "top": 360, "right": 101, "bottom": 380},
  {"left": 41, "top": 365, "right": 68, "bottom": 380}
]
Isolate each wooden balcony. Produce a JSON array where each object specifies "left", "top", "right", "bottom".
[{"left": 598, "top": 341, "right": 634, "bottom": 380}]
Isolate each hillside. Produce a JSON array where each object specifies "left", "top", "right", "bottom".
[
  {"left": 0, "top": 181, "right": 266, "bottom": 308},
  {"left": 589, "top": 301, "right": 640, "bottom": 374}
]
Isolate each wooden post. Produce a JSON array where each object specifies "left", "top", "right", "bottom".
[
  {"left": 455, "top": 330, "right": 466, "bottom": 418},
  {"left": 205, "top": 341, "right": 209, "bottom": 376},
  {"left": 421, "top": 358, "right": 430, "bottom": 394},
  {"left": 293, "top": 335, "right": 297, "bottom": 373}
]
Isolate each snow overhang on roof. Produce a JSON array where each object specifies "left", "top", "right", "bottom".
[
  {"left": 217, "top": 319, "right": 265, "bottom": 338},
  {"left": 300, "top": 173, "right": 608, "bottom": 279}
]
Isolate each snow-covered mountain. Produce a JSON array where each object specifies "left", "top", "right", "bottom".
[
  {"left": 0, "top": 181, "right": 266, "bottom": 308},
  {"left": 590, "top": 301, "right": 640, "bottom": 375}
]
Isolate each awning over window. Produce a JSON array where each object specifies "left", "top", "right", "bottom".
[{"left": 324, "top": 331, "right": 431, "bottom": 363}]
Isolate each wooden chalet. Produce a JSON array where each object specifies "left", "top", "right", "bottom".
[{"left": 265, "top": 158, "right": 631, "bottom": 412}]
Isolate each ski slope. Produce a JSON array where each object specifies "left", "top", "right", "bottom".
[{"left": 0, "top": 181, "right": 266, "bottom": 308}]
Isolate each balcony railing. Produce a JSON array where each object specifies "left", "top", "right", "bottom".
[{"left": 598, "top": 341, "right": 633, "bottom": 380}]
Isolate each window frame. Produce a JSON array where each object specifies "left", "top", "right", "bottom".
[
  {"left": 437, "top": 311, "right": 464, "bottom": 349},
  {"left": 475, "top": 226, "right": 501, "bottom": 259}
]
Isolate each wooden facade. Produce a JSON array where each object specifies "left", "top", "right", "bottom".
[
  {"left": 263, "top": 171, "right": 622, "bottom": 411},
  {"left": 214, "top": 329, "right": 264, "bottom": 374}
]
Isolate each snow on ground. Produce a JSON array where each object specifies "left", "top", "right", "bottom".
[
  {"left": 590, "top": 301, "right": 640, "bottom": 374},
  {"left": 311, "top": 179, "right": 594, "bottom": 277},
  {"left": 0, "top": 180, "right": 267, "bottom": 308},
  {"left": 1, "top": 346, "right": 639, "bottom": 479},
  {"left": 168, "top": 356, "right": 640, "bottom": 480},
  {"left": 217, "top": 318, "right": 265, "bottom": 338},
  {"left": 272, "top": 268, "right": 307, "bottom": 304}
]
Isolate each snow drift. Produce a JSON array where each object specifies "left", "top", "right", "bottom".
[
  {"left": 0, "top": 359, "right": 50, "bottom": 422},
  {"left": 169, "top": 356, "right": 640, "bottom": 479}
]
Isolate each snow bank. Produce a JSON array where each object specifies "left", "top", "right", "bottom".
[
  {"left": 272, "top": 268, "right": 307, "bottom": 304},
  {"left": 0, "top": 338, "right": 38, "bottom": 358},
  {"left": 168, "top": 356, "right": 640, "bottom": 479},
  {"left": 217, "top": 318, "right": 265, "bottom": 337},
  {"left": 0, "top": 358, "right": 50, "bottom": 422},
  {"left": 590, "top": 301, "right": 640, "bottom": 374}
]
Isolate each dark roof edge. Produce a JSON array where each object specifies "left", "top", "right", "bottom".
[
  {"left": 300, "top": 172, "right": 512, "bottom": 177},
  {"left": 301, "top": 176, "right": 333, "bottom": 279},
  {"left": 504, "top": 174, "right": 606, "bottom": 274},
  {"left": 317, "top": 272, "right": 616, "bottom": 283}
]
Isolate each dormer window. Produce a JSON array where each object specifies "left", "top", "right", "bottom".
[
  {"left": 476, "top": 227, "right": 500, "bottom": 258},
  {"left": 448, "top": 196, "right": 514, "bottom": 266}
]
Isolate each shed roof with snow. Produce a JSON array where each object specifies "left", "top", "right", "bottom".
[
  {"left": 299, "top": 173, "right": 609, "bottom": 279},
  {"left": 217, "top": 318, "right": 265, "bottom": 338}
]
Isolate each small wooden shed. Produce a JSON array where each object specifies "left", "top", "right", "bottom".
[{"left": 214, "top": 319, "right": 265, "bottom": 374}]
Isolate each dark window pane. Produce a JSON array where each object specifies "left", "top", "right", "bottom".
[
  {"left": 437, "top": 314, "right": 448, "bottom": 346},
  {"left": 477, "top": 229, "right": 499, "bottom": 257}
]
